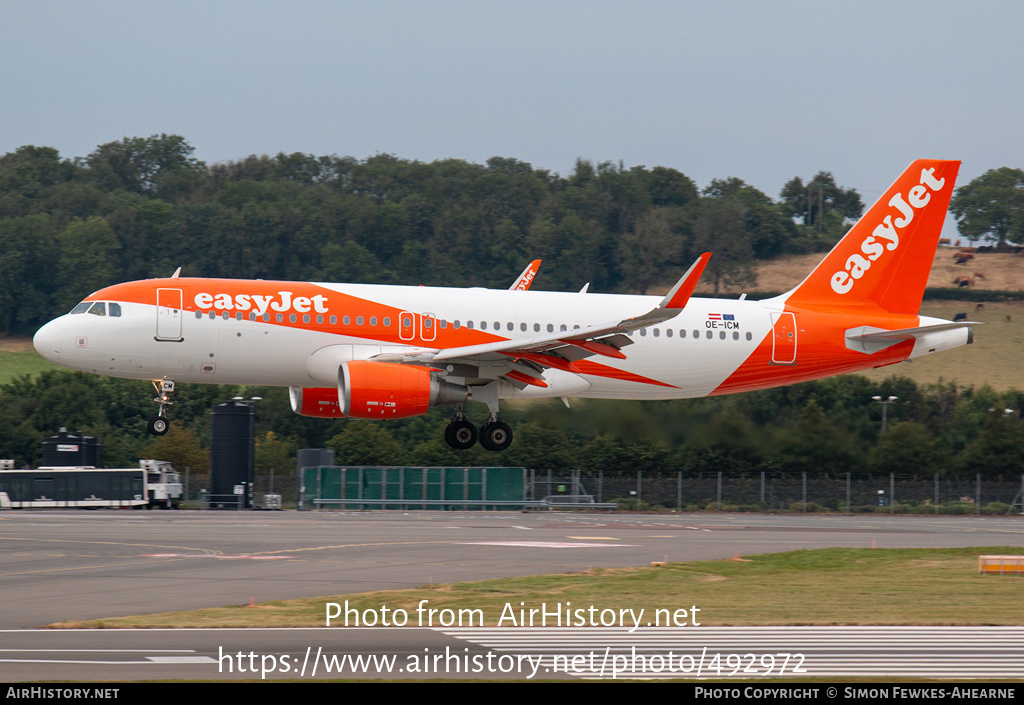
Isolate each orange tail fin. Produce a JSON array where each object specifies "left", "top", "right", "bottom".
[{"left": 786, "top": 159, "right": 960, "bottom": 314}]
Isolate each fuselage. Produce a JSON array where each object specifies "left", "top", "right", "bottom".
[{"left": 32, "top": 276, "right": 969, "bottom": 402}]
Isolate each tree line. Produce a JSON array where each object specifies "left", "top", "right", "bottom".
[
  {"left": 4, "top": 136, "right": 1020, "bottom": 336},
  {"left": 0, "top": 134, "right": 871, "bottom": 335},
  {"left": 1, "top": 369, "right": 1022, "bottom": 482}
]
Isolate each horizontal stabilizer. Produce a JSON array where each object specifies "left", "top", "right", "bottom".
[{"left": 846, "top": 322, "right": 980, "bottom": 354}]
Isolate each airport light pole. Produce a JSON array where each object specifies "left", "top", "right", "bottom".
[{"left": 872, "top": 395, "right": 898, "bottom": 433}]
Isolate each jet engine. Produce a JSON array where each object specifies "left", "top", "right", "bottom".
[
  {"left": 340, "top": 361, "right": 468, "bottom": 419},
  {"left": 289, "top": 386, "right": 345, "bottom": 418}
]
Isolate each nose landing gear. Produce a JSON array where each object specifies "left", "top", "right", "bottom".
[{"left": 148, "top": 378, "right": 174, "bottom": 436}]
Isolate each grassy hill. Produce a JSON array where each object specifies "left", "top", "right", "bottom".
[
  {"left": 0, "top": 336, "right": 61, "bottom": 385},
  {"left": 691, "top": 247, "right": 1024, "bottom": 391}
]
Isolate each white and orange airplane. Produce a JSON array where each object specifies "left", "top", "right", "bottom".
[{"left": 33, "top": 160, "right": 975, "bottom": 451}]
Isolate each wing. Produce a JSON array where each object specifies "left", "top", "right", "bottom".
[{"left": 371, "top": 253, "right": 711, "bottom": 389}]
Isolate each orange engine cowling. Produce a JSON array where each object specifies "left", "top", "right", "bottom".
[
  {"left": 289, "top": 386, "right": 345, "bottom": 418},
  {"left": 340, "top": 361, "right": 468, "bottom": 419}
]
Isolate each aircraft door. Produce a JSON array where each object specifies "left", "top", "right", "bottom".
[
  {"left": 156, "top": 288, "right": 183, "bottom": 341},
  {"left": 771, "top": 312, "right": 797, "bottom": 365}
]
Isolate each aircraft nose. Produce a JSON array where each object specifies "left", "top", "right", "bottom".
[{"left": 33, "top": 319, "right": 62, "bottom": 363}]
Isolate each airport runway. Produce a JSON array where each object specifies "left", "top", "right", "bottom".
[{"left": 1, "top": 509, "right": 1022, "bottom": 681}]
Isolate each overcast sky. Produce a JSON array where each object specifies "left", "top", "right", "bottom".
[{"left": 2, "top": 1, "right": 1020, "bottom": 212}]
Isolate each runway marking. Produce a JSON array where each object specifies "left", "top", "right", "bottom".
[
  {"left": 0, "top": 556, "right": 222, "bottom": 578},
  {"left": 0, "top": 535, "right": 221, "bottom": 553},
  {"left": 243, "top": 541, "right": 469, "bottom": 556},
  {"left": 440, "top": 626, "right": 1024, "bottom": 679},
  {"left": 0, "top": 649, "right": 196, "bottom": 653},
  {"left": 459, "top": 541, "right": 636, "bottom": 549},
  {"left": 566, "top": 536, "right": 620, "bottom": 540},
  {"left": 0, "top": 648, "right": 216, "bottom": 665},
  {"left": 142, "top": 554, "right": 294, "bottom": 560}
]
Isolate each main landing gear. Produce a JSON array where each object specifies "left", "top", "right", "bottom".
[
  {"left": 444, "top": 405, "right": 513, "bottom": 451},
  {"left": 148, "top": 378, "right": 174, "bottom": 436}
]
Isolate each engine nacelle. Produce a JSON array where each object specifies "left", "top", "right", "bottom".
[
  {"left": 340, "top": 361, "right": 467, "bottom": 419},
  {"left": 289, "top": 386, "right": 345, "bottom": 418}
]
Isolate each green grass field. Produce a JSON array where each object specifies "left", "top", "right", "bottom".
[
  {"left": 0, "top": 348, "right": 62, "bottom": 385},
  {"left": 50, "top": 547, "right": 1024, "bottom": 629}
]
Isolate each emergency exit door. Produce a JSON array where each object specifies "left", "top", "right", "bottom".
[
  {"left": 771, "top": 312, "right": 797, "bottom": 365},
  {"left": 156, "top": 288, "right": 183, "bottom": 341}
]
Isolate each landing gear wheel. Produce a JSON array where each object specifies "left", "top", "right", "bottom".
[
  {"left": 445, "top": 418, "right": 478, "bottom": 450},
  {"left": 149, "top": 378, "right": 175, "bottom": 435},
  {"left": 148, "top": 416, "right": 169, "bottom": 436},
  {"left": 479, "top": 420, "right": 513, "bottom": 452}
]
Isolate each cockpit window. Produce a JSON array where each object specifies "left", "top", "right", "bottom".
[
  {"left": 70, "top": 302, "right": 91, "bottom": 314},
  {"left": 87, "top": 302, "right": 106, "bottom": 316},
  {"left": 108, "top": 303, "right": 122, "bottom": 317}
]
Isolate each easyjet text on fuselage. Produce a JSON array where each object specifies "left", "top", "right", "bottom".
[{"left": 193, "top": 291, "right": 330, "bottom": 316}]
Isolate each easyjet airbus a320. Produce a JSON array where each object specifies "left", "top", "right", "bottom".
[{"left": 33, "top": 160, "right": 976, "bottom": 451}]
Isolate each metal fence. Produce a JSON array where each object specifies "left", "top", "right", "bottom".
[
  {"left": 529, "top": 470, "right": 1024, "bottom": 514},
  {"left": 187, "top": 465, "right": 1023, "bottom": 514}
]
